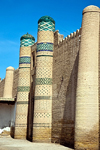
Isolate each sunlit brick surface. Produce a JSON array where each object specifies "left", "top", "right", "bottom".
[{"left": 75, "top": 5, "right": 100, "bottom": 150}]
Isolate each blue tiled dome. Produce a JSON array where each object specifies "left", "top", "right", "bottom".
[
  {"left": 38, "top": 16, "right": 55, "bottom": 24},
  {"left": 20, "top": 33, "right": 35, "bottom": 41}
]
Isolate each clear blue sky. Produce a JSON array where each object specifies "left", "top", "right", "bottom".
[{"left": 0, "top": 0, "right": 100, "bottom": 79}]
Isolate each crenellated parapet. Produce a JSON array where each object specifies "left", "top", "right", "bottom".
[{"left": 54, "top": 28, "right": 81, "bottom": 48}]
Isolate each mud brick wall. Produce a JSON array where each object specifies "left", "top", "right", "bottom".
[
  {"left": 0, "top": 79, "right": 5, "bottom": 97},
  {"left": 0, "top": 69, "right": 19, "bottom": 98},
  {"left": 52, "top": 29, "right": 81, "bottom": 147}
]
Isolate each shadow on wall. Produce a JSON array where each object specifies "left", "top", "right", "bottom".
[
  {"left": 27, "top": 72, "right": 36, "bottom": 141},
  {"left": 10, "top": 98, "right": 17, "bottom": 138},
  {"left": 52, "top": 52, "right": 79, "bottom": 149},
  {"left": 59, "top": 52, "right": 79, "bottom": 148}
]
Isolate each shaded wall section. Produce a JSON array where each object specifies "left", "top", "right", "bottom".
[
  {"left": 27, "top": 43, "right": 36, "bottom": 141},
  {"left": 0, "top": 79, "right": 5, "bottom": 97},
  {"left": 12, "top": 69, "right": 19, "bottom": 98},
  {"left": 52, "top": 29, "right": 81, "bottom": 148}
]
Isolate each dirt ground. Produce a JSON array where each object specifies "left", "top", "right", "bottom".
[{"left": 0, "top": 136, "right": 74, "bottom": 150}]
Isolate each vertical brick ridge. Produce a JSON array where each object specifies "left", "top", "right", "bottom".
[{"left": 75, "top": 5, "right": 100, "bottom": 150}]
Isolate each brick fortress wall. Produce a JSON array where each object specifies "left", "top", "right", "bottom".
[
  {"left": 0, "top": 79, "right": 5, "bottom": 97},
  {"left": 52, "top": 29, "right": 81, "bottom": 147},
  {"left": 0, "top": 28, "right": 81, "bottom": 146}
]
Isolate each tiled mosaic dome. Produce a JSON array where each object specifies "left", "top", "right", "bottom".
[
  {"left": 38, "top": 16, "right": 55, "bottom": 32},
  {"left": 20, "top": 33, "right": 35, "bottom": 41},
  {"left": 20, "top": 33, "right": 35, "bottom": 47},
  {"left": 38, "top": 16, "right": 55, "bottom": 24}
]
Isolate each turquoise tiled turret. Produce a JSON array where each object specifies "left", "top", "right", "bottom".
[
  {"left": 14, "top": 33, "right": 35, "bottom": 139},
  {"left": 20, "top": 33, "right": 35, "bottom": 47},
  {"left": 38, "top": 16, "right": 55, "bottom": 32},
  {"left": 33, "top": 16, "right": 55, "bottom": 142}
]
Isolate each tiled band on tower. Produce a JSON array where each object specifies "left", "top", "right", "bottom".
[
  {"left": 75, "top": 6, "right": 100, "bottom": 150},
  {"left": 33, "top": 16, "right": 55, "bottom": 142},
  {"left": 14, "top": 33, "right": 35, "bottom": 138}
]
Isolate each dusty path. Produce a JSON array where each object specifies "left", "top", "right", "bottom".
[{"left": 0, "top": 136, "right": 74, "bottom": 150}]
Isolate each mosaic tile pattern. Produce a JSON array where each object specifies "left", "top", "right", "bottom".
[
  {"left": 34, "top": 112, "right": 51, "bottom": 118},
  {"left": 18, "top": 68, "right": 30, "bottom": 81},
  {"left": 33, "top": 16, "right": 54, "bottom": 141},
  {"left": 20, "top": 38, "right": 35, "bottom": 47},
  {"left": 21, "top": 33, "right": 35, "bottom": 41},
  {"left": 34, "top": 100, "right": 51, "bottom": 110},
  {"left": 37, "top": 43, "right": 53, "bottom": 52},
  {"left": 36, "top": 67, "right": 52, "bottom": 78},
  {"left": 17, "top": 92, "right": 28, "bottom": 101},
  {"left": 15, "top": 34, "right": 32, "bottom": 139},
  {"left": 36, "top": 57, "right": 53, "bottom": 67},
  {"left": 35, "top": 78, "right": 52, "bottom": 85},
  {"left": 35, "top": 85, "right": 52, "bottom": 96},
  {"left": 38, "top": 31, "right": 54, "bottom": 43},
  {"left": 36, "top": 61, "right": 53, "bottom": 68},
  {"left": 15, "top": 115, "right": 27, "bottom": 123},
  {"left": 38, "top": 21, "right": 55, "bottom": 32},
  {"left": 38, "top": 16, "right": 55, "bottom": 24},
  {"left": 17, "top": 86, "right": 30, "bottom": 92},
  {"left": 34, "top": 96, "right": 52, "bottom": 100},
  {"left": 18, "top": 68, "right": 30, "bottom": 78},
  {"left": 18, "top": 77, "right": 30, "bottom": 86},
  {"left": 19, "top": 56, "right": 31, "bottom": 64},
  {"left": 20, "top": 47, "right": 31, "bottom": 56}
]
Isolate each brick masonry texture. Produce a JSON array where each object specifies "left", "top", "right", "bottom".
[
  {"left": 52, "top": 29, "right": 81, "bottom": 147},
  {"left": 14, "top": 33, "right": 35, "bottom": 139},
  {"left": 33, "top": 16, "right": 55, "bottom": 142},
  {"left": 0, "top": 69, "right": 19, "bottom": 98},
  {"left": 12, "top": 69, "right": 19, "bottom": 98},
  {"left": 75, "top": 6, "right": 99, "bottom": 150},
  {"left": 0, "top": 28, "right": 81, "bottom": 146},
  {"left": 0, "top": 5, "right": 100, "bottom": 149},
  {"left": 0, "top": 79, "right": 5, "bottom": 97}
]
